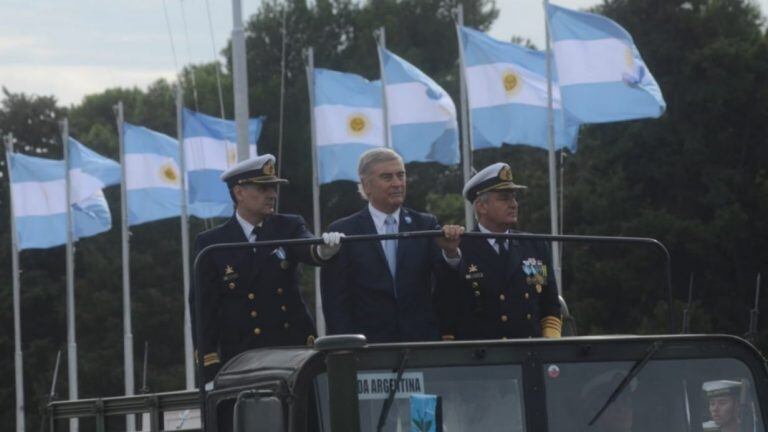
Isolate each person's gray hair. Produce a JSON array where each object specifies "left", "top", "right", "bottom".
[
  {"left": 472, "top": 191, "right": 491, "bottom": 220},
  {"left": 356, "top": 148, "right": 403, "bottom": 200}
]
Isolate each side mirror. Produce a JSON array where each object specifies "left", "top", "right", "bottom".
[{"left": 233, "top": 390, "right": 285, "bottom": 432}]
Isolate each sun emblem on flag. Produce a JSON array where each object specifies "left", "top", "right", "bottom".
[
  {"left": 227, "top": 146, "right": 237, "bottom": 166},
  {"left": 159, "top": 161, "right": 180, "bottom": 185},
  {"left": 502, "top": 70, "right": 521, "bottom": 96},
  {"left": 348, "top": 113, "right": 369, "bottom": 137}
]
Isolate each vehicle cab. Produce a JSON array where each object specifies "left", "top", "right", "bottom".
[{"left": 208, "top": 334, "right": 767, "bottom": 432}]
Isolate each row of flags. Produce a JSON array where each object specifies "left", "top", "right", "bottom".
[
  {"left": 6, "top": 3, "right": 666, "bottom": 249},
  {"left": 7, "top": 110, "right": 264, "bottom": 250},
  {"left": 311, "top": 3, "right": 665, "bottom": 183}
]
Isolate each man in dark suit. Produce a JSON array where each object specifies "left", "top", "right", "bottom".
[
  {"left": 320, "top": 148, "right": 463, "bottom": 343},
  {"left": 438, "top": 162, "right": 562, "bottom": 340},
  {"left": 190, "top": 154, "right": 343, "bottom": 384}
]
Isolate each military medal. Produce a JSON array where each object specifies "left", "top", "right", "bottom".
[
  {"left": 280, "top": 260, "right": 290, "bottom": 270},
  {"left": 223, "top": 265, "right": 239, "bottom": 281}
]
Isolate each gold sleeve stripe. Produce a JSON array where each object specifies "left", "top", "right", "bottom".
[
  {"left": 541, "top": 316, "right": 562, "bottom": 338},
  {"left": 203, "top": 353, "right": 221, "bottom": 367}
]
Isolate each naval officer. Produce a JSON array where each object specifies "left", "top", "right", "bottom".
[
  {"left": 190, "top": 154, "right": 343, "bottom": 384},
  {"left": 438, "top": 162, "right": 562, "bottom": 340}
]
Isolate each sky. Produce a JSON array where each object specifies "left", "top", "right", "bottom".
[{"left": 0, "top": 0, "right": 765, "bottom": 107}]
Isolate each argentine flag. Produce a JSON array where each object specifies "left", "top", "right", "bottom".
[
  {"left": 460, "top": 26, "right": 578, "bottom": 151},
  {"left": 8, "top": 152, "right": 114, "bottom": 250},
  {"left": 313, "top": 68, "right": 384, "bottom": 184},
  {"left": 546, "top": 3, "right": 666, "bottom": 123},
  {"left": 68, "top": 137, "right": 121, "bottom": 201},
  {"left": 182, "top": 108, "right": 264, "bottom": 218},
  {"left": 378, "top": 47, "right": 459, "bottom": 165},
  {"left": 124, "top": 123, "right": 182, "bottom": 225}
]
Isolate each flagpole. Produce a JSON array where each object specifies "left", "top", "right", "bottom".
[
  {"left": 453, "top": 5, "right": 475, "bottom": 229},
  {"left": 304, "top": 47, "right": 325, "bottom": 336},
  {"left": 177, "top": 85, "right": 195, "bottom": 389},
  {"left": 544, "top": 0, "right": 563, "bottom": 294},
  {"left": 231, "top": 0, "right": 250, "bottom": 162},
  {"left": 374, "top": 27, "right": 391, "bottom": 149},
  {"left": 5, "top": 134, "right": 26, "bottom": 432},
  {"left": 61, "top": 119, "right": 79, "bottom": 432},
  {"left": 277, "top": 8, "right": 287, "bottom": 175},
  {"left": 276, "top": 8, "right": 288, "bottom": 213},
  {"left": 115, "top": 102, "right": 137, "bottom": 432}
]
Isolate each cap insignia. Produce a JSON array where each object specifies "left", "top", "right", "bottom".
[
  {"left": 262, "top": 161, "right": 275, "bottom": 176},
  {"left": 499, "top": 166, "right": 513, "bottom": 181}
]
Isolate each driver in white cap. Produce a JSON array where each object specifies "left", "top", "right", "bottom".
[
  {"left": 702, "top": 380, "right": 744, "bottom": 432},
  {"left": 190, "top": 154, "right": 343, "bottom": 385}
]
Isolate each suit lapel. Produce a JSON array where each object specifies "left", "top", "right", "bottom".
[
  {"left": 470, "top": 228, "right": 506, "bottom": 276},
  {"left": 505, "top": 235, "right": 524, "bottom": 281},
  {"left": 360, "top": 208, "right": 390, "bottom": 276},
  {"left": 218, "top": 216, "right": 255, "bottom": 279}
]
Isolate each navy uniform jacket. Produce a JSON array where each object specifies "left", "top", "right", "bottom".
[
  {"left": 437, "top": 229, "right": 561, "bottom": 340},
  {"left": 190, "top": 213, "right": 322, "bottom": 371},
  {"left": 320, "top": 207, "right": 453, "bottom": 343}
]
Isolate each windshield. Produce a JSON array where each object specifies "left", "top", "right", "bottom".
[
  {"left": 314, "top": 364, "right": 526, "bottom": 432},
  {"left": 544, "top": 358, "right": 764, "bottom": 432}
]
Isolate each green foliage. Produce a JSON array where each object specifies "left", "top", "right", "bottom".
[{"left": 1, "top": 0, "right": 768, "bottom": 429}]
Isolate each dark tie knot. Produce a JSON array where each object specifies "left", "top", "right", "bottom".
[{"left": 251, "top": 225, "right": 264, "bottom": 240}]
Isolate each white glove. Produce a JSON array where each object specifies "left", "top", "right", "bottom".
[{"left": 317, "top": 232, "right": 344, "bottom": 260}]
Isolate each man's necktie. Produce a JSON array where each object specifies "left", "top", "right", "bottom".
[
  {"left": 496, "top": 238, "right": 509, "bottom": 263},
  {"left": 251, "top": 225, "right": 263, "bottom": 244},
  {"left": 384, "top": 215, "right": 398, "bottom": 278}
]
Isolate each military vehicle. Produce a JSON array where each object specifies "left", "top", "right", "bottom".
[{"left": 47, "top": 233, "right": 767, "bottom": 431}]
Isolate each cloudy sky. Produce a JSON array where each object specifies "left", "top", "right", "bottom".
[{"left": 1, "top": 0, "right": 764, "bottom": 106}]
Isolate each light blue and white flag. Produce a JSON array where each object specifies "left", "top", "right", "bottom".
[
  {"left": 124, "top": 123, "right": 182, "bottom": 225},
  {"left": 460, "top": 26, "right": 579, "bottom": 151},
  {"left": 182, "top": 108, "right": 264, "bottom": 218},
  {"left": 546, "top": 3, "right": 666, "bottom": 123},
  {"left": 8, "top": 152, "right": 113, "bottom": 250},
  {"left": 68, "top": 137, "right": 121, "bottom": 202},
  {"left": 378, "top": 47, "right": 459, "bottom": 165},
  {"left": 313, "top": 68, "right": 384, "bottom": 184}
]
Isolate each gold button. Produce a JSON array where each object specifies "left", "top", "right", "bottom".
[
  {"left": 281, "top": 305, "right": 288, "bottom": 312},
  {"left": 250, "top": 310, "right": 258, "bottom": 318},
  {"left": 524, "top": 293, "right": 530, "bottom": 300},
  {"left": 526, "top": 314, "right": 532, "bottom": 320},
  {"left": 501, "top": 315, "right": 508, "bottom": 322},
  {"left": 472, "top": 282, "right": 479, "bottom": 288},
  {"left": 228, "top": 282, "right": 236, "bottom": 289},
  {"left": 247, "top": 293, "right": 255, "bottom": 300},
  {"left": 276, "top": 288, "right": 284, "bottom": 295},
  {"left": 474, "top": 290, "right": 481, "bottom": 297},
  {"left": 253, "top": 327, "right": 261, "bottom": 335},
  {"left": 283, "top": 322, "right": 290, "bottom": 329},
  {"left": 499, "top": 294, "right": 506, "bottom": 301}
]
